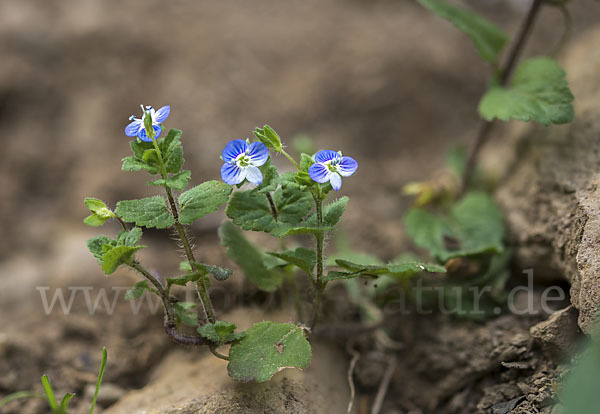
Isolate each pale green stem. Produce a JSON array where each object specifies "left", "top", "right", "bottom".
[{"left": 281, "top": 149, "right": 301, "bottom": 170}]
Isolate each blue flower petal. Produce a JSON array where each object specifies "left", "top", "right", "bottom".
[
  {"left": 138, "top": 128, "right": 152, "bottom": 142},
  {"left": 221, "top": 163, "right": 246, "bottom": 185},
  {"left": 338, "top": 156, "right": 358, "bottom": 177},
  {"left": 138, "top": 124, "right": 162, "bottom": 142},
  {"left": 314, "top": 150, "right": 340, "bottom": 163},
  {"left": 247, "top": 142, "right": 269, "bottom": 167},
  {"left": 309, "top": 162, "right": 330, "bottom": 184},
  {"left": 330, "top": 172, "right": 342, "bottom": 191},
  {"left": 154, "top": 106, "right": 170, "bottom": 123},
  {"left": 153, "top": 124, "right": 162, "bottom": 139},
  {"left": 222, "top": 139, "right": 248, "bottom": 162},
  {"left": 125, "top": 119, "right": 142, "bottom": 137},
  {"left": 245, "top": 165, "right": 263, "bottom": 185}
]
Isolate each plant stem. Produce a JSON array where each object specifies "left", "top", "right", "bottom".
[
  {"left": 209, "top": 345, "right": 230, "bottom": 361},
  {"left": 310, "top": 194, "right": 325, "bottom": 330},
  {"left": 265, "top": 192, "right": 278, "bottom": 220},
  {"left": 281, "top": 149, "right": 301, "bottom": 170},
  {"left": 460, "top": 0, "right": 543, "bottom": 195},
  {"left": 131, "top": 261, "right": 175, "bottom": 326},
  {"left": 148, "top": 131, "right": 216, "bottom": 324},
  {"left": 288, "top": 274, "right": 304, "bottom": 323},
  {"left": 115, "top": 215, "right": 128, "bottom": 231}
]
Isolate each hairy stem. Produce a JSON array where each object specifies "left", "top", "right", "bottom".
[
  {"left": 147, "top": 128, "right": 216, "bottom": 324},
  {"left": 310, "top": 194, "right": 325, "bottom": 330},
  {"left": 460, "top": 0, "right": 543, "bottom": 195}
]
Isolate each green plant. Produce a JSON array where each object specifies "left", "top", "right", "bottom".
[{"left": 0, "top": 347, "right": 107, "bottom": 414}]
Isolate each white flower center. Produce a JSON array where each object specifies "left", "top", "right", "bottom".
[{"left": 234, "top": 153, "right": 251, "bottom": 168}]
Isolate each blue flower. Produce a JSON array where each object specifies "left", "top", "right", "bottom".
[
  {"left": 221, "top": 139, "right": 269, "bottom": 185},
  {"left": 125, "top": 105, "right": 171, "bottom": 142},
  {"left": 308, "top": 150, "right": 357, "bottom": 191}
]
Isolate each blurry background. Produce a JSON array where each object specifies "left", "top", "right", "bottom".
[{"left": 0, "top": 0, "right": 599, "bottom": 412}]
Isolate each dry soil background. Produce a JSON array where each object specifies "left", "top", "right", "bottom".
[{"left": 0, "top": 1, "right": 599, "bottom": 413}]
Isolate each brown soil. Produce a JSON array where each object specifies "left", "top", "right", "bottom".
[{"left": 1, "top": 1, "right": 599, "bottom": 413}]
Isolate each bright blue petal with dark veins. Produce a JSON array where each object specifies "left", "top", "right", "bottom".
[
  {"left": 245, "top": 165, "right": 263, "bottom": 185},
  {"left": 309, "top": 163, "right": 330, "bottom": 183},
  {"left": 138, "top": 128, "right": 152, "bottom": 142},
  {"left": 221, "top": 163, "right": 246, "bottom": 185},
  {"left": 247, "top": 142, "right": 269, "bottom": 166},
  {"left": 338, "top": 156, "right": 358, "bottom": 177},
  {"left": 138, "top": 124, "right": 162, "bottom": 142},
  {"left": 153, "top": 124, "right": 162, "bottom": 139},
  {"left": 125, "top": 120, "right": 142, "bottom": 137},
  {"left": 154, "top": 106, "right": 170, "bottom": 123},
  {"left": 222, "top": 139, "right": 248, "bottom": 162},
  {"left": 314, "top": 150, "right": 340, "bottom": 163},
  {"left": 330, "top": 172, "right": 342, "bottom": 191}
]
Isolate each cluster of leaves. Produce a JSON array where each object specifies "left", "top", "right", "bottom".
[
  {"left": 0, "top": 348, "right": 107, "bottom": 414},
  {"left": 419, "top": 0, "right": 574, "bottom": 126},
  {"left": 403, "top": 152, "right": 509, "bottom": 320},
  {"left": 402, "top": 0, "right": 576, "bottom": 320}
]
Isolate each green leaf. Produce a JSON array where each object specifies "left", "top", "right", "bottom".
[
  {"left": 253, "top": 125, "right": 283, "bottom": 152},
  {"left": 160, "top": 129, "right": 185, "bottom": 174},
  {"left": 404, "top": 192, "right": 504, "bottom": 262},
  {"left": 219, "top": 222, "right": 284, "bottom": 292},
  {"left": 117, "top": 227, "right": 143, "bottom": 247},
  {"left": 83, "top": 197, "right": 115, "bottom": 227},
  {"left": 41, "top": 375, "right": 58, "bottom": 412},
  {"left": 121, "top": 129, "right": 184, "bottom": 175},
  {"left": 121, "top": 156, "right": 153, "bottom": 174},
  {"left": 322, "top": 270, "right": 365, "bottom": 283},
  {"left": 84, "top": 214, "right": 109, "bottom": 227},
  {"left": 142, "top": 149, "right": 160, "bottom": 166},
  {"left": 86, "top": 236, "right": 115, "bottom": 264},
  {"left": 335, "top": 259, "right": 446, "bottom": 276},
  {"left": 174, "top": 302, "right": 198, "bottom": 327},
  {"left": 227, "top": 321, "right": 311, "bottom": 382},
  {"left": 197, "top": 321, "right": 245, "bottom": 344},
  {"left": 179, "top": 261, "right": 193, "bottom": 272},
  {"left": 178, "top": 181, "right": 233, "bottom": 225},
  {"left": 166, "top": 272, "right": 203, "bottom": 289},
  {"left": 191, "top": 262, "right": 233, "bottom": 281},
  {"left": 418, "top": 0, "right": 508, "bottom": 63},
  {"left": 561, "top": 339, "right": 600, "bottom": 414},
  {"left": 299, "top": 153, "right": 314, "bottom": 172},
  {"left": 130, "top": 139, "right": 153, "bottom": 157},
  {"left": 148, "top": 170, "right": 191, "bottom": 191},
  {"left": 115, "top": 196, "right": 175, "bottom": 229},
  {"left": 125, "top": 280, "right": 154, "bottom": 300},
  {"left": 84, "top": 198, "right": 109, "bottom": 214},
  {"left": 101, "top": 246, "right": 144, "bottom": 275},
  {"left": 226, "top": 184, "right": 313, "bottom": 235},
  {"left": 0, "top": 392, "right": 45, "bottom": 408},
  {"left": 479, "top": 57, "right": 574, "bottom": 126},
  {"left": 59, "top": 393, "right": 75, "bottom": 414},
  {"left": 271, "top": 197, "right": 348, "bottom": 237},
  {"left": 90, "top": 347, "right": 107, "bottom": 414},
  {"left": 249, "top": 161, "right": 279, "bottom": 196},
  {"left": 268, "top": 248, "right": 316, "bottom": 276}
]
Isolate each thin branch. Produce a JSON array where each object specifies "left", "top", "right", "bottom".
[{"left": 460, "top": 0, "right": 543, "bottom": 195}]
